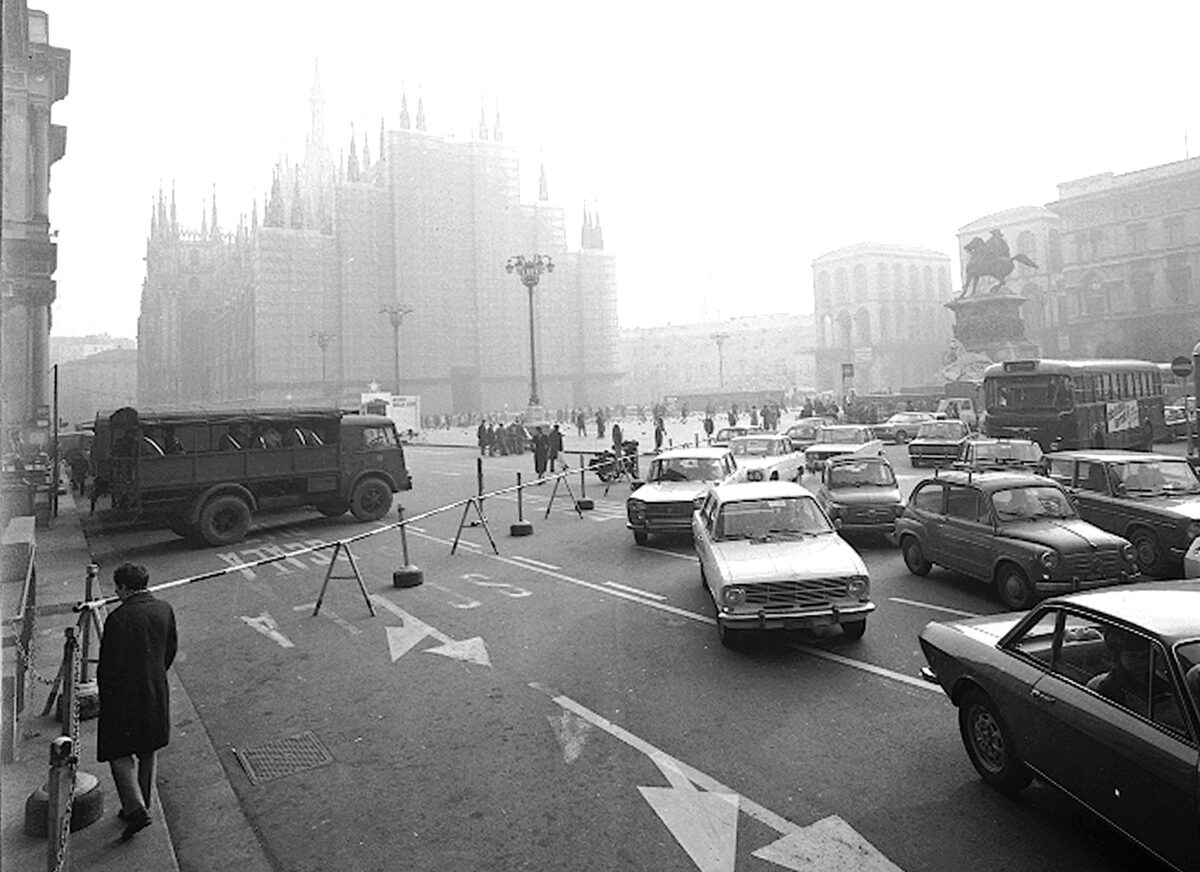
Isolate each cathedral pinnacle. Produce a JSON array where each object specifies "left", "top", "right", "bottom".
[
  {"left": 400, "top": 85, "right": 410, "bottom": 130},
  {"left": 538, "top": 162, "right": 549, "bottom": 202},
  {"left": 416, "top": 89, "right": 426, "bottom": 131},
  {"left": 494, "top": 100, "right": 503, "bottom": 142},
  {"left": 479, "top": 96, "right": 489, "bottom": 141}
]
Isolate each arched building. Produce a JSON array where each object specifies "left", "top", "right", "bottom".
[{"left": 812, "top": 243, "right": 953, "bottom": 395}]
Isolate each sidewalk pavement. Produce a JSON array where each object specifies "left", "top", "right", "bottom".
[{"left": 1, "top": 491, "right": 272, "bottom": 872}]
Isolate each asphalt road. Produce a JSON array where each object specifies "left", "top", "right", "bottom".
[{"left": 84, "top": 441, "right": 1173, "bottom": 872}]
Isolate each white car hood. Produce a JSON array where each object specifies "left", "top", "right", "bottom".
[
  {"left": 630, "top": 481, "right": 711, "bottom": 503},
  {"left": 806, "top": 442, "right": 868, "bottom": 455},
  {"left": 711, "top": 533, "right": 866, "bottom": 584}
]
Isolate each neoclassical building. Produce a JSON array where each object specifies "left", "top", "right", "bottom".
[{"left": 812, "top": 243, "right": 954, "bottom": 394}]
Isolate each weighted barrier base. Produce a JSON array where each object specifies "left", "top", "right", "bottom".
[
  {"left": 56, "top": 680, "right": 100, "bottom": 723},
  {"left": 24, "top": 770, "right": 104, "bottom": 837},
  {"left": 509, "top": 521, "right": 533, "bottom": 537},
  {"left": 392, "top": 566, "right": 424, "bottom": 588},
  {"left": 576, "top": 499, "right": 594, "bottom": 511}
]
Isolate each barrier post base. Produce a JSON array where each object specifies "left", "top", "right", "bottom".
[
  {"left": 392, "top": 566, "right": 424, "bottom": 588},
  {"left": 509, "top": 520, "right": 533, "bottom": 536},
  {"left": 575, "top": 498, "right": 594, "bottom": 511}
]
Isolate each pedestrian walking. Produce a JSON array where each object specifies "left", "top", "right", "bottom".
[
  {"left": 611, "top": 421, "right": 623, "bottom": 451},
  {"left": 97, "top": 563, "right": 178, "bottom": 842},
  {"left": 532, "top": 427, "right": 550, "bottom": 480},
  {"left": 654, "top": 416, "right": 666, "bottom": 452},
  {"left": 703, "top": 414, "right": 715, "bottom": 441},
  {"left": 596, "top": 410, "right": 605, "bottom": 439},
  {"left": 549, "top": 424, "right": 563, "bottom": 472}
]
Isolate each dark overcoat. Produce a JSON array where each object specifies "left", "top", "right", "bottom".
[{"left": 97, "top": 591, "right": 178, "bottom": 761}]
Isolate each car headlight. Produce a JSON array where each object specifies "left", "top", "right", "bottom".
[
  {"left": 1039, "top": 550, "right": 1059, "bottom": 569},
  {"left": 627, "top": 499, "right": 645, "bottom": 520},
  {"left": 1122, "top": 543, "right": 1138, "bottom": 564},
  {"left": 847, "top": 576, "right": 869, "bottom": 598},
  {"left": 721, "top": 587, "right": 746, "bottom": 607}
]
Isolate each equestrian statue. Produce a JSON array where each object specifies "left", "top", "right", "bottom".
[{"left": 959, "top": 229, "right": 1039, "bottom": 298}]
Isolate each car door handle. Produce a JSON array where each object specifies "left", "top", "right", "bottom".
[{"left": 1030, "top": 688, "right": 1057, "bottom": 704}]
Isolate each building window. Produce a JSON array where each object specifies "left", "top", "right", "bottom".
[
  {"left": 853, "top": 308, "right": 872, "bottom": 345},
  {"left": 908, "top": 264, "right": 919, "bottom": 296},
  {"left": 923, "top": 265, "right": 934, "bottom": 298},
  {"left": 876, "top": 263, "right": 888, "bottom": 299},
  {"left": 1047, "top": 229, "right": 1062, "bottom": 272},
  {"left": 1167, "top": 265, "right": 1192, "bottom": 304},
  {"left": 1127, "top": 223, "right": 1147, "bottom": 253},
  {"left": 893, "top": 263, "right": 902, "bottom": 295},
  {"left": 1164, "top": 217, "right": 1185, "bottom": 248},
  {"left": 853, "top": 264, "right": 868, "bottom": 301},
  {"left": 879, "top": 306, "right": 891, "bottom": 343},
  {"left": 1073, "top": 233, "right": 1086, "bottom": 263},
  {"left": 835, "top": 268, "right": 849, "bottom": 304},
  {"left": 189, "top": 250, "right": 200, "bottom": 268},
  {"left": 1089, "top": 230, "right": 1104, "bottom": 260},
  {"left": 816, "top": 271, "right": 832, "bottom": 310}
]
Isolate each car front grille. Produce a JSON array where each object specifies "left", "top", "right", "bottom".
[
  {"left": 742, "top": 577, "right": 855, "bottom": 610},
  {"left": 1063, "top": 551, "right": 1124, "bottom": 579},
  {"left": 843, "top": 506, "right": 894, "bottom": 524},
  {"left": 643, "top": 502, "right": 694, "bottom": 520}
]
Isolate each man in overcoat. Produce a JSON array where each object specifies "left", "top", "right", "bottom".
[{"left": 98, "top": 563, "right": 178, "bottom": 841}]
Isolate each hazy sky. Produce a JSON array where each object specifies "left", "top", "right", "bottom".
[{"left": 37, "top": 1, "right": 1200, "bottom": 339}]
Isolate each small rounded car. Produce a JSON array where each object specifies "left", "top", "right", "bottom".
[
  {"left": 908, "top": 419, "right": 973, "bottom": 468},
  {"left": 896, "top": 469, "right": 1140, "bottom": 610},
  {"left": 814, "top": 455, "right": 904, "bottom": 539},
  {"left": 872, "top": 411, "right": 935, "bottom": 444},
  {"left": 694, "top": 480, "right": 873, "bottom": 647},
  {"left": 783, "top": 417, "right": 836, "bottom": 452},
  {"left": 803, "top": 424, "right": 884, "bottom": 473},
  {"left": 919, "top": 581, "right": 1200, "bottom": 872},
  {"left": 710, "top": 424, "right": 764, "bottom": 448},
  {"left": 729, "top": 433, "right": 803, "bottom": 483},
  {"left": 626, "top": 446, "right": 738, "bottom": 545},
  {"left": 955, "top": 437, "right": 1044, "bottom": 473}
]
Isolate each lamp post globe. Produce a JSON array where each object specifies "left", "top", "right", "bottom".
[{"left": 505, "top": 254, "right": 554, "bottom": 422}]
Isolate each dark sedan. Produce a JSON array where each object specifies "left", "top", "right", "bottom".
[
  {"left": 919, "top": 582, "right": 1200, "bottom": 872},
  {"left": 1043, "top": 450, "right": 1200, "bottom": 577}
]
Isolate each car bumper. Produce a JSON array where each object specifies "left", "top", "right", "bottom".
[
  {"left": 717, "top": 601, "right": 875, "bottom": 630},
  {"left": 626, "top": 517, "right": 693, "bottom": 534},
  {"left": 1033, "top": 573, "right": 1136, "bottom": 596}
]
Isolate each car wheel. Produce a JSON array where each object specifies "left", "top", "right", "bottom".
[
  {"left": 633, "top": 530, "right": 649, "bottom": 546},
  {"left": 995, "top": 564, "right": 1035, "bottom": 610},
  {"left": 895, "top": 430, "right": 908, "bottom": 444},
  {"left": 841, "top": 619, "right": 866, "bottom": 641},
  {"left": 1129, "top": 528, "right": 1168, "bottom": 576},
  {"left": 958, "top": 688, "right": 1032, "bottom": 795},
  {"left": 197, "top": 495, "right": 252, "bottom": 547},
  {"left": 350, "top": 477, "right": 393, "bottom": 521},
  {"left": 901, "top": 536, "right": 932, "bottom": 576}
]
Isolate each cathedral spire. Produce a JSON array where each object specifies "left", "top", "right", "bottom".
[
  {"left": 479, "top": 96, "right": 489, "bottom": 140},
  {"left": 169, "top": 182, "right": 177, "bottom": 235},
  {"left": 415, "top": 88, "right": 426, "bottom": 131},
  {"left": 538, "top": 162, "right": 549, "bottom": 202},
  {"left": 211, "top": 183, "right": 219, "bottom": 239},
  {"left": 251, "top": 197, "right": 258, "bottom": 231},
  {"left": 493, "top": 99, "right": 503, "bottom": 142},
  {"left": 201, "top": 200, "right": 208, "bottom": 238},
  {"left": 347, "top": 124, "right": 360, "bottom": 181},
  {"left": 363, "top": 127, "right": 372, "bottom": 170},
  {"left": 399, "top": 84, "right": 411, "bottom": 130},
  {"left": 379, "top": 117, "right": 386, "bottom": 165}
]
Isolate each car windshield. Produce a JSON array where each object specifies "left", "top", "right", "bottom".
[
  {"left": 973, "top": 442, "right": 1042, "bottom": 465},
  {"left": 731, "top": 438, "right": 778, "bottom": 457},
  {"left": 788, "top": 424, "right": 818, "bottom": 438},
  {"left": 648, "top": 456, "right": 724, "bottom": 483},
  {"left": 917, "top": 422, "right": 966, "bottom": 439},
  {"left": 828, "top": 460, "right": 896, "bottom": 487},
  {"left": 1113, "top": 459, "right": 1200, "bottom": 496},
  {"left": 715, "top": 496, "right": 832, "bottom": 540},
  {"left": 991, "top": 485, "right": 1076, "bottom": 521},
  {"left": 816, "top": 427, "right": 868, "bottom": 444}
]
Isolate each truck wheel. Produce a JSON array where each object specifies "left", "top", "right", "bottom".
[
  {"left": 350, "top": 477, "right": 393, "bottom": 521},
  {"left": 198, "top": 495, "right": 252, "bottom": 547},
  {"left": 316, "top": 498, "right": 349, "bottom": 518}
]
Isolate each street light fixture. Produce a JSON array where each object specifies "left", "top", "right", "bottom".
[
  {"left": 505, "top": 254, "right": 554, "bottom": 411},
  {"left": 379, "top": 303, "right": 413, "bottom": 395},
  {"left": 711, "top": 331, "right": 730, "bottom": 389},
  {"left": 310, "top": 330, "right": 335, "bottom": 393}
]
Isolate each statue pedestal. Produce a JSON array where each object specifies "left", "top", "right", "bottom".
[{"left": 944, "top": 292, "right": 1039, "bottom": 361}]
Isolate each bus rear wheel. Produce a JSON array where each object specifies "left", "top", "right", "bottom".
[
  {"left": 350, "top": 477, "right": 393, "bottom": 522},
  {"left": 198, "top": 495, "right": 252, "bottom": 547}
]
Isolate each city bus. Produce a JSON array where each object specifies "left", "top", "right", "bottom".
[
  {"left": 982, "top": 358, "right": 1164, "bottom": 451},
  {"left": 90, "top": 406, "right": 412, "bottom": 546}
]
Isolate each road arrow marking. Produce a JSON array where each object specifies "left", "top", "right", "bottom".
[
  {"left": 753, "top": 816, "right": 900, "bottom": 871},
  {"left": 640, "top": 752, "right": 739, "bottom": 872},
  {"left": 530, "top": 683, "right": 905, "bottom": 872},
  {"left": 547, "top": 710, "right": 592, "bottom": 763},
  {"left": 239, "top": 612, "right": 294, "bottom": 648},
  {"left": 370, "top": 594, "right": 492, "bottom": 668}
]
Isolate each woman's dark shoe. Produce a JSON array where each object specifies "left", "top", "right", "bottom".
[{"left": 120, "top": 808, "right": 151, "bottom": 841}]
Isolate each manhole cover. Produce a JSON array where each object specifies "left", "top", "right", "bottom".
[{"left": 234, "top": 731, "right": 333, "bottom": 784}]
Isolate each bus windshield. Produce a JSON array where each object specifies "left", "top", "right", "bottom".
[{"left": 986, "top": 375, "right": 1073, "bottom": 412}]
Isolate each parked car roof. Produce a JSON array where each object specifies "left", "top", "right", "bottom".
[{"left": 1033, "top": 580, "right": 1200, "bottom": 644}]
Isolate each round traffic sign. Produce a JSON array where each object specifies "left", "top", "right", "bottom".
[{"left": 1171, "top": 355, "right": 1193, "bottom": 378}]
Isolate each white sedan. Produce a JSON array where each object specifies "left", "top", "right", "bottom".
[
  {"left": 728, "top": 433, "right": 803, "bottom": 483},
  {"left": 803, "top": 425, "right": 885, "bottom": 473},
  {"left": 693, "top": 481, "right": 874, "bottom": 647}
]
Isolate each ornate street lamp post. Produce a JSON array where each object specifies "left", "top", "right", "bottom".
[
  {"left": 710, "top": 331, "right": 730, "bottom": 389},
  {"left": 379, "top": 304, "right": 413, "bottom": 395},
  {"left": 310, "top": 330, "right": 334, "bottom": 393},
  {"left": 505, "top": 254, "right": 554, "bottom": 412}
]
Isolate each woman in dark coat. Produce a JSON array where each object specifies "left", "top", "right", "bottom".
[
  {"left": 532, "top": 427, "right": 550, "bottom": 479},
  {"left": 98, "top": 563, "right": 178, "bottom": 840}
]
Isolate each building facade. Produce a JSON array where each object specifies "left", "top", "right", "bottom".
[
  {"left": 57, "top": 347, "right": 137, "bottom": 427},
  {"left": 616, "top": 314, "right": 816, "bottom": 407},
  {"left": 812, "top": 243, "right": 954, "bottom": 394},
  {"left": 1048, "top": 158, "right": 1200, "bottom": 360},
  {"left": 1, "top": 0, "right": 69, "bottom": 451},
  {"left": 138, "top": 74, "right": 621, "bottom": 417}
]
